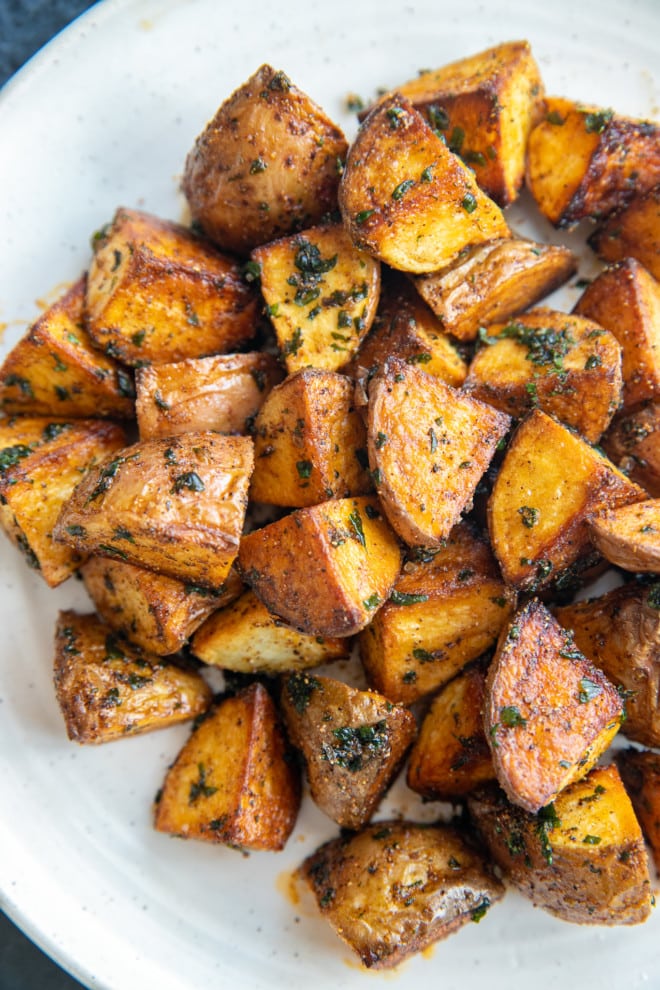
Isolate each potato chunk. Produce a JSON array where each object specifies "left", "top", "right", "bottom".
[
  {"left": 252, "top": 224, "right": 380, "bottom": 374},
  {"left": 0, "top": 417, "right": 126, "bottom": 586},
  {"left": 464, "top": 308, "right": 622, "bottom": 441},
  {"left": 601, "top": 403, "right": 660, "bottom": 497},
  {"left": 589, "top": 499, "right": 660, "bottom": 572},
  {"left": 281, "top": 674, "right": 415, "bottom": 829},
  {"left": 339, "top": 95, "right": 509, "bottom": 274},
  {"left": 54, "top": 611, "right": 211, "bottom": 743},
  {"left": 54, "top": 432, "right": 254, "bottom": 589},
  {"left": 237, "top": 496, "right": 402, "bottom": 638},
  {"left": 135, "top": 353, "right": 282, "bottom": 441},
  {"left": 85, "top": 207, "right": 259, "bottom": 366},
  {"left": 0, "top": 277, "right": 135, "bottom": 419},
  {"left": 359, "top": 521, "right": 514, "bottom": 704},
  {"left": 414, "top": 238, "right": 576, "bottom": 342},
  {"left": 589, "top": 184, "right": 660, "bottom": 280},
  {"left": 302, "top": 820, "right": 504, "bottom": 969},
  {"left": 484, "top": 600, "right": 623, "bottom": 813},
  {"left": 368, "top": 359, "right": 510, "bottom": 547},
  {"left": 617, "top": 748, "right": 660, "bottom": 872},
  {"left": 154, "top": 683, "right": 300, "bottom": 851},
  {"left": 526, "top": 97, "right": 660, "bottom": 227},
  {"left": 183, "top": 64, "right": 348, "bottom": 255},
  {"left": 468, "top": 766, "right": 653, "bottom": 925}
]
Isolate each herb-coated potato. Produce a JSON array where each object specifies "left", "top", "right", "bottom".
[
  {"left": 617, "top": 748, "right": 660, "bottom": 872},
  {"left": 589, "top": 184, "right": 660, "bottom": 280},
  {"left": 601, "top": 403, "right": 660, "bottom": 497},
  {"left": 588, "top": 499, "right": 660, "bottom": 572}
]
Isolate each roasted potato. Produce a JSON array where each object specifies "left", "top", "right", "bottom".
[
  {"left": 589, "top": 184, "right": 660, "bottom": 280},
  {"left": 588, "top": 499, "right": 660, "bottom": 572},
  {"left": 601, "top": 403, "right": 660, "bottom": 496},
  {"left": 617, "top": 748, "right": 660, "bottom": 872}
]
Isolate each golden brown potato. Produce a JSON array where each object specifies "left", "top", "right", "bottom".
[
  {"left": 252, "top": 224, "right": 380, "bottom": 374},
  {"left": 302, "top": 820, "right": 504, "bottom": 969},
  {"left": 154, "top": 682, "right": 300, "bottom": 851},
  {"left": 85, "top": 207, "right": 259, "bottom": 366},
  {"left": 54, "top": 610, "right": 212, "bottom": 743},
  {"left": 468, "top": 765, "right": 653, "bottom": 925},
  {"left": 487, "top": 409, "right": 645, "bottom": 592},
  {"left": 464, "top": 308, "right": 623, "bottom": 442},
  {"left": 554, "top": 581, "right": 660, "bottom": 748},
  {"left": 407, "top": 659, "right": 495, "bottom": 799},
  {"left": 190, "top": 589, "right": 348, "bottom": 673},
  {"left": 588, "top": 499, "right": 660, "bottom": 572},
  {"left": 484, "top": 599, "right": 623, "bottom": 813},
  {"left": 601, "top": 403, "right": 660, "bottom": 497},
  {"left": 237, "top": 495, "right": 402, "bottom": 638},
  {"left": 54, "top": 432, "right": 254, "bottom": 589},
  {"left": 183, "top": 64, "right": 348, "bottom": 255},
  {"left": 281, "top": 673, "right": 415, "bottom": 829},
  {"left": 359, "top": 520, "right": 514, "bottom": 704},
  {"left": 339, "top": 95, "right": 509, "bottom": 274},
  {"left": 0, "top": 417, "right": 126, "bottom": 586},
  {"left": 135, "top": 352, "right": 282, "bottom": 441},
  {"left": 367, "top": 358, "right": 510, "bottom": 547},
  {"left": 0, "top": 277, "right": 135, "bottom": 419},
  {"left": 414, "top": 238, "right": 577, "bottom": 342},
  {"left": 589, "top": 184, "right": 660, "bottom": 280},
  {"left": 249, "top": 369, "right": 372, "bottom": 507},
  {"left": 617, "top": 748, "right": 660, "bottom": 872},
  {"left": 574, "top": 258, "right": 660, "bottom": 411},
  {"left": 526, "top": 97, "right": 660, "bottom": 227}
]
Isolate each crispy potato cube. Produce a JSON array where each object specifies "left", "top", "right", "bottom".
[
  {"left": 281, "top": 674, "right": 415, "bottom": 828},
  {"left": 368, "top": 359, "right": 510, "bottom": 547},
  {"left": 526, "top": 97, "right": 660, "bottom": 227},
  {"left": 0, "top": 417, "right": 126, "bottom": 586},
  {"left": 414, "top": 238, "right": 576, "bottom": 342},
  {"left": 54, "top": 611, "right": 211, "bottom": 743},
  {"left": 54, "top": 432, "right": 253, "bottom": 589},
  {"left": 554, "top": 581, "right": 660, "bottom": 748},
  {"left": 589, "top": 499, "right": 660, "bottom": 572},
  {"left": 237, "top": 496, "right": 402, "bottom": 638},
  {"left": 488, "top": 409, "right": 645, "bottom": 592},
  {"left": 339, "top": 95, "right": 509, "bottom": 274},
  {"left": 407, "top": 660, "right": 495, "bottom": 799},
  {"left": 135, "top": 352, "right": 282, "bottom": 441},
  {"left": 302, "top": 820, "right": 504, "bottom": 969},
  {"left": 190, "top": 589, "right": 348, "bottom": 673},
  {"left": 469, "top": 766, "right": 653, "bottom": 924},
  {"left": 359, "top": 521, "right": 514, "bottom": 704},
  {"left": 250, "top": 369, "right": 371, "bottom": 507},
  {"left": 574, "top": 258, "right": 660, "bottom": 411},
  {"left": 0, "top": 277, "right": 135, "bottom": 419},
  {"left": 601, "top": 404, "right": 660, "bottom": 497},
  {"left": 85, "top": 207, "right": 259, "bottom": 366},
  {"left": 154, "top": 683, "right": 300, "bottom": 851},
  {"left": 617, "top": 748, "right": 660, "bottom": 873},
  {"left": 464, "top": 308, "right": 623, "bottom": 442},
  {"left": 252, "top": 224, "right": 380, "bottom": 374},
  {"left": 183, "top": 64, "right": 348, "bottom": 255},
  {"left": 81, "top": 556, "right": 243, "bottom": 656},
  {"left": 589, "top": 184, "right": 660, "bottom": 280},
  {"left": 484, "top": 600, "right": 623, "bottom": 813}
]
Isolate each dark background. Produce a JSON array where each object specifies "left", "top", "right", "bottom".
[{"left": 1, "top": 8, "right": 98, "bottom": 988}]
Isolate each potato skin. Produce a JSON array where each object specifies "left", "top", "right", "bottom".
[
  {"left": 589, "top": 184, "right": 660, "bottom": 280},
  {"left": 601, "top": 403, "right": 660, "bottom": 497},
  {"left": 617, "top": 748, "right": 660, "bottom": 873},
  {"left": 588, "top": 500, "right": 660, "bottom": 572}
]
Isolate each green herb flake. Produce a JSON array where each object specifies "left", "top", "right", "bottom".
[
  {"left": 355, "top": 209, "right": 376, "bottom": 225},
  {"left": 585, "top": 354, "right": 602, "bottom": 370},
  {"left": 296, "top": 460, "right": 313, "bottom": 480},
  {"left": 461, "top": 192, "right": 478, "bottom": 213},
  {"left": 386, "top": 105, "right": 405, "bottom": 129},
  {"left": 583, "top": 834, "right": 602, "bottom": 845},
  {"left": 392, "top": 179, "right": 415, "bottom": 201},
  {"left": 584, "top": 108, "right": 614, "bottom": 134},
  {"left": 171, "top": 471, "right": 205, "bottom": 495},
  {"left": 579, "top": 677, "right": 603, "bottom": 703},
  {"left": 375, "top": 431, "right": 388, "bottom": 449},
  {"left": 250, "top": 157, "right": 267, "bottom": 174},
  {"left": 188, "top": 762, "right": 218, "bottom": 805},
  {"left": 500, "top": 705, "right": 526, "bottom": 728},
  {"left": 390, "top": 590, "right": 429, "bottom": 605},
  {"left": 0, "top": 444, "right": 33, "bottom": 475},
  {"left": 322, "top": 720, "right": 388, "bottom": 771},
  {"left": 286, "top": 672, "right": 322, "bottom": 714},
  {"left": 518, "top": 505, "right": 539, "bottom": 528},
  {"left": 471, "top": 897, "right": 491, "bottom": 923},
  {"left": 363, "top": 593, "right": 381, "bottom": 610},
  {"left": 448, "top": 126, "right": 465, "bottom": 154},
  {"left": 348, "top": 508, "right": 366, "bottom": 547},
  {"left": 546, "top": 109, "right": 565, "bottom": 125}
]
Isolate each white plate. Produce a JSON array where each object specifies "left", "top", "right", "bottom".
[{"left": 1, "top": 1, "right": 659, "bottom": 987}]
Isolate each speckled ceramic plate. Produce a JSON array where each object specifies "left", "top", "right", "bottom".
[{"left": 1, "top": 1, "right": 659, "bottom": 987}]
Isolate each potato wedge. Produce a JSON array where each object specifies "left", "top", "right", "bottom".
[
  {"left": 414, "top": 238, "right": 577, "bottom": 342},
  {"left": 367, "top": 358, "right": 510, "bottom": 547},
  {"left": 135, "top": 352, "right": 282, "bottom": 440},
  {"left": 302, "top": 820, "right": 504, "bottom": 969},
  {"left": 54, "top": 611, "right": 211, "bottom": 743},
  {"left": 237, "top": 495, "right": 402, "bottom": 638},
  {"left": 86, "top": 207, "right": 259, "bottom": 366},
  {"left": 0, "top": 417, "right": 126, "bottom": 586},
  {"left": 467, "top": 765, "right": 653, "bottom": 925},
  {"left": 617, "top": 748, "right": 660, "bottom": 872},
  {"left": 601, "top": 403, "right": 660, "bottom": 496},
  {"left": 339, "top": 95, "right": 509, "bottom": 274},
  {"left": 526, "top": 97, "right": 660, "bottom": 227},
  {"left": 154, "top": 682, "right": 300, "bottom": 851},
  {"left": 588, "top": 499, "right": 660, "bottom": 572},
  {"left": 183, "top": 64, "right": 348, "bottom": 255},
  {"left": 281, "top": 673, "right": 415, "bottom": 829},
  {"left": 464, "top": 308, "right": 623, "bottom": 441},
  {"left": 252, "top": 224, "right": 380, "bottom": 374},
  {"left": 250, "top": 369, "right": 372, "bottom": 507},
  {"left": 484, "top": 600, "right": 623, "bottom": 813},
  {"left": 589, "top": 184, "right": 660, "bottom": 280},
  {"left": 54, "top": 432, "right": 254, "bottom": 589},
  {"left": 359, "top": 520, "right": 514, "bottom": 704}
]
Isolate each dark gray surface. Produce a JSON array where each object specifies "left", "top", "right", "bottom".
[{"left": 1, "top": 9, "right": 99, "bottom": 989}]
